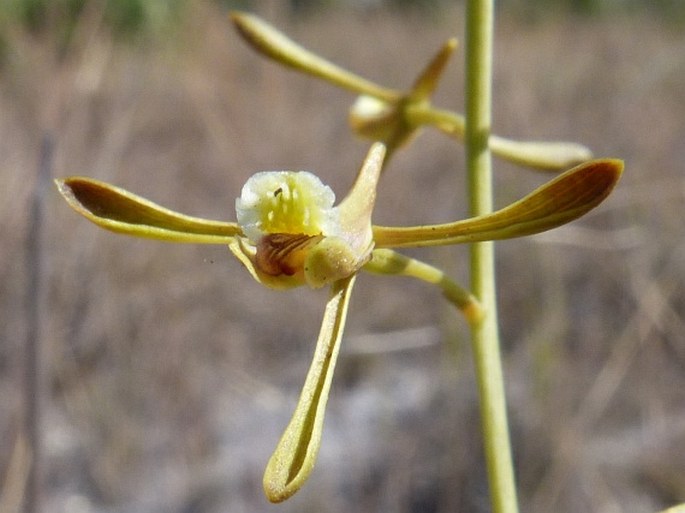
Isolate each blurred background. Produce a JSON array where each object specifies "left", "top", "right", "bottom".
[{"left": 1, "top": 0, "right": 684, "bottom": 512}]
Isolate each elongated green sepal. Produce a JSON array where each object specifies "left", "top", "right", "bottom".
[
  {"left": 405, "top": 105, "right": 593, "bottom": 171},
  {"left": 230, "top": 12, "right": 400, "bottom": 102},
  {"left": 372, "top": 158, "right": 623, "bottom": 248},
  {"left": 488, "top": 135, "right": 593, "bottom": 171},
  {"left": 264, "top": 276, "right": 355, "bottom": 502},
  {"left": 55, "top": 177, "right": 240, "bottom": 243}
]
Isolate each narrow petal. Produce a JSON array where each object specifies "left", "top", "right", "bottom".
[
  {"left": 55, "top": 177, "right": 240, "bottom": 243},
  {"left": 372, "top": 159, "right": 623, "bottom": 248},
  {"left": 263, "top": 275, "right": 356, "bottom": 502},
  {"left": 230, "top": 12, "right": 401, "bottom": 102},
  {"left": 336, "top": 143, "right": 386, "bottom": 252},
  {"left": 409, "top": 38, "right": 458, "bottom": 101}
]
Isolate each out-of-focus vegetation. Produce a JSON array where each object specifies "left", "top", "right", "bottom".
[
  {"left": 0, "top": 0, "right": 684, "bottom": 67},
  {"left": 2, "top": 1, "right": 684, "bottom": 513},
  {"left": 510, "top": 0, "right": 685, "bottom": 18},
  {"left": 1, "top": 0, "right": 685, "bottom": 41},
  {"left": 0, "top": 0, "right": 188, "bottom": 35}
]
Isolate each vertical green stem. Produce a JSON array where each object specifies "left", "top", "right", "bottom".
[{"left": 464, "top": 2, "right": 519, "bottom": 513}]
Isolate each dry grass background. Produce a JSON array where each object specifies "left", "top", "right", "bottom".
[{"left": 1, "top": 2, "right": 685, "bottom": 512}]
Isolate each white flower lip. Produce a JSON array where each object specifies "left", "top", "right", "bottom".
[{"left": 235, "top": 171, "right": 339, "bottom": 243}]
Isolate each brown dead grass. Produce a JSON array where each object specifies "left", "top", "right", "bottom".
[{"left": 1, "top": 2, "right": 684, "bottom": 512}]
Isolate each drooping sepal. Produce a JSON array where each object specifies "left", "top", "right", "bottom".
[{"left": 263, "top": 276, "right": 356, "bottom": 502}]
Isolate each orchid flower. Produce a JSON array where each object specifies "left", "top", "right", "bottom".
[
  {"left": 230, "top": 12, "right": 592, "bottom": 171},
  {"left": 55, "top": 142, "right": 622, "bottom": 502}
]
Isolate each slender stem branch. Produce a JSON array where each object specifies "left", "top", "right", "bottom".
[
  {"left": 464, "top": 2, "right": 520, "bottom": 513},
  {"left": 363, "top": 249, "right": 484, "bottom": 326}
]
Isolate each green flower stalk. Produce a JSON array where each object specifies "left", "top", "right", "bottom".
[
  {"left": 55, "top": 142, "right": 622, "bottom": 502},
  {"left": 464, "top": 0, "right": 516, "bottom": 511}
]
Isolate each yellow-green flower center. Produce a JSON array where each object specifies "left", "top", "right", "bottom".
[{"left": 236, "top": 171, "right": 338, "bottom": 243}]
